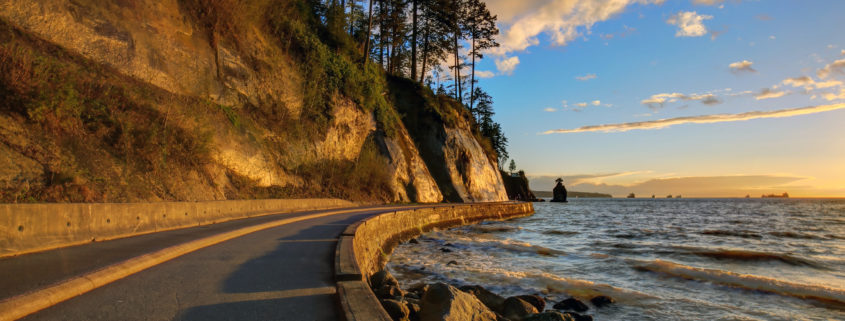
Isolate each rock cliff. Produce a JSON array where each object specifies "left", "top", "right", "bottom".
[{"left": 0, "top": 0, "right": 505, "bottom": 203}]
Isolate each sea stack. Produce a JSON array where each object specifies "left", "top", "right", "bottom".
[{"left": 551, "top": 178, "right": 568, "bottom": 202}]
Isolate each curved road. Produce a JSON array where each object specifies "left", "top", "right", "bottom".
[{"left": 0, "top": 205, "right": 415, "bottom": 321}]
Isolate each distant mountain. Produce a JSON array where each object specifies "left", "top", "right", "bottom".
[{"left": 533, "top": 191, "right": 612, "bottom": 198}]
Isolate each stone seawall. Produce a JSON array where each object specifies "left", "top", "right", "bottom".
[
  {"left": 0, "top": 199, "right": 354, "bottom": 258},
  {"left": 335, "top": 201, "right": 534, "bottom": 320}
]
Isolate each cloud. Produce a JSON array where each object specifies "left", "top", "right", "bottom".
[
  {"left": 495, "top": 56, "right": 520, "bottom": 75},
  {"left": 592, "top": 100, "right": 601, "bottom": 106},
  {"left": 817, "top": 58, "right": 845, "bottom": 79},
  {"left": 488, "top": 0, "right": 666, "bottom": 56},
  {"left": 641, "top": 92, "right": 722, "bottom": 109},
  {"left": 692, "top": 0, "right": 723, "bottom": 5},
  {"left": 641, "top": 93, "right": 687, "bottom": 109},
  {"left": 544, "top": 107, "right": 558, "bottom": 112},
  {"left": 667, "top": 11, "right": 713, "bottom": 37},
  {"left": 576, "top": 73, "right": 597, "bottom": 81},
  {"left": 729, "top": 60, "right": 756, "bottom": 72},
  {"left": 541, "top": 103, "right": 845, "bottom": 134},
  {"left": 841, "top": 49, "right": 845, "bottom": 56},
  {"left": 754, "top": 88, "right": 787, "bottom": 100},
  {"left": 821, "top": 89, "right": 845, "bottom": 101},
  {"left": 575, "top": 102, "right": 588, "bottom": 108},
  {"left": 476, "top": 70, "right": 495, "bottom": 78},
  {"left": 782, "top": 76, "right": 843, "bottom": 91},
  {"left": 769, "top": 35, "right": 776, "bottom": 40}
]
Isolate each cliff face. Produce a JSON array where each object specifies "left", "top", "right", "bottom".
[{"left": 0, "top": 0, "right": 503, "bottom": 203}]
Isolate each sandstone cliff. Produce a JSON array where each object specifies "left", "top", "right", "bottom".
[{"left": 0, "top": 0, "right": 505, "bottom": 203}]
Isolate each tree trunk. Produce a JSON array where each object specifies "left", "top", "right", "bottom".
[
  {"left": 363, "top": 0, "right": 374, "bottom": 65},
  {"left": 469, "top": 36, "right": 476, "bottom": 113},
  {"left": 411, "top": 0, "right": 418, "bottom": 81},
  {"left": 453, "top": 32, "right": 461, "bottom": 103},
  {"left": 420, "top": 29, "right": 429, "bottom": 83}
]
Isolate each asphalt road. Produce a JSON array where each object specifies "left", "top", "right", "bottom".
[{"left": 2, "top": 206, "right": 405, "bottom": 321}]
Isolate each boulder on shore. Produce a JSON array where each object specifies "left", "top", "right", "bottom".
[
  {"left": 459, "top": 285, "right": 506, "bottom": 313},
  {"left": 419, "top": 283, "right": 498, "bottom": 321},
  {"left": 522, "top": 311, "right": 575, "bottom": 321},
  {"left": 553, "top": 297, "right": 589, "bottom": 312},
  {"left": 590, "top": 295, "right": 615, "bottom": 308},
  {"left": 514, "top": 295, "right": 546, "bottom": 312},
  {"left": 502, "top": 297, "right": 539, "bottom": 320},
  {"left": 381, "top": 299, "right": 411, "bottom": 321}
]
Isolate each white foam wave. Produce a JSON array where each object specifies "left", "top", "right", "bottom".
[{"left": 636, "top": 259, "right": 845, "bottom": 305}]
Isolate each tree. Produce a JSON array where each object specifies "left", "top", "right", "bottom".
[
  {"left": 462, "top": 0, "right": 498, "bottom": 112},
  {"left": 508, "top": 159, "right": 516, "bottom": 174}
]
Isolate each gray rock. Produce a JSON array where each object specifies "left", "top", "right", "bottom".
[
  {"left": 376, "top": 284, "right": 404, "bottom": 299},
  {"left": 522, "top": 311, "right": 575, "bottom": 321},
  {"left": 502, "top": 297, "right": 538, "bottom": 320},
  {"left": 372, "top": 270, "right": 400, "bottom": 289},
  {"left": 419, "top": 283, "right": 498, "bottom": 321},
  {"left": 382, "top": 299, "right": 411, "bottom": 321},
  {"left": 553, "top": 298, "right": 589, "bottom": 312},
  {"left": 563, "top": 312, "right": 593, "bottom": 321},
  {"left": 514, "top": 295, "right": 545, "bottom": 311},
  {"left": 590, "top": 295, "right": 615, "bottom": 308},
  {"left": 459, "top": 285, "right": 506, "bottom": 313}
]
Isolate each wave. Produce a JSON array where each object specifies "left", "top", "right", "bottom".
[
  {"left": 635, "top": 259, "right": 845, "bottom": 305},
  {"left": 469, "top": 224, "right": 521, "bottom": 233},
  {"left": 689, "top": 248, "right": 826, "bottom": 268},
  {"left": 542, "top": 230, "right": 578, "bottom": 236},
  {"left": 425, "top": 231, "right": 565, "bottom": 256},
  {"left": 700, "top": 229, "right": 762, "bottom": 239},
  {"left": 768, "top": 231, "right": 821, "bottom": 239}
]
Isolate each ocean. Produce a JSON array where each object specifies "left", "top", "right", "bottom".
[{"left": 386, "top": 199, "right": 845, "bottom": 320}]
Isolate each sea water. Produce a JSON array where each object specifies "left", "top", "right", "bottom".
[{"left": 386, "top": 199, "right": 845, "bottom": 320}]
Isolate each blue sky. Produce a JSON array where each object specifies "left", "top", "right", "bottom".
[{"left": 473, "top": 0, "right": 845, "bottom": 197}]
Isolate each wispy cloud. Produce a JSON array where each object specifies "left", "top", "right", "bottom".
[
  {"left": 542, "top": 103, "right": 845, "bottom": 134},
  {"left": 475, "top": 70, "right": 495, "bottom": 78},
  {"left": 575, "top": 73, "right": 597, "bottom": 81},
  {"left": 667, "top": 11, "right": 713, "bottom": 37},
  {"left": 754, "top": 88, "right": 787, "bottom": 100},
  {"left": 641, "top": 91, "right": 723, "bottom": 109},
  {"left": 544, "top": 107, "right": 557, "bottom": 112},
  {"left": 729, "top": 60, "right": 756, "bottom": 73},
  {"left": 692, "top": 0, "right": 723, "bottom": 5},
  {"left": 817, "top": 58, "right": 845, "bottom": 79}
]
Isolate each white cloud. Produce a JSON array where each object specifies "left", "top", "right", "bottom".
[
  {"left": 783, "top": 76, "right": 843, "bottom": 91},
  {"left": 769, "top": 35, "right": 776, "bottom": 40},
  {"left": 754, "top": 88, "right": 787, "bottom": 100},
  {"left": 542, "top": 103, "right": 845, "bottom": 134},
  {"left": 476, "top": 70, "right": 495, "bottom": 78},
  {"left": 495, "top": 56, "right": 520, "bottom": 75},
  {"left": 576, "top": 73, "right": 597, "bottom": 81},
  {"left": 591, "top": 100, "right": 601, "bottom": 106},
  {"left": 729, "top": 60, "right": 755, "bottom": 73},
  {"left": 666, "top": 11, "right": 713, "bottom": 37},
  {"left": 641, "top": 92, "right": 686, "bottom": 109},
  {"left": 817, "top": 59, "right": 845, "bottom": 79},
  {"left": 488, "top": 0, "right": 666, "bottom": 56},
  {"left": 575, "top": 102, "right": 589, "bottom": 108},
  {"left": 544, "top": 107, "right": 558, "bottom": 112},
  {"left": 841, "top": 49, "right": 845, "bottom": 56}
]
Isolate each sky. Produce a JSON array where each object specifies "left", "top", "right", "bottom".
[{"left": 471, "top": 0, "right": 845, "bottom": 197}]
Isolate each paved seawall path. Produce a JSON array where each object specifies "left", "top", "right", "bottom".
[
  {"left": 0, "top": 205, "right": 409, "bottom": 320},
  {"left": 0, "top": 202, "right": 531, "bottom": 320}
]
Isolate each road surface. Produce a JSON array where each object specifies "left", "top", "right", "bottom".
[{"left": 0, "top": 205, "right": 414, "bottom": 321}]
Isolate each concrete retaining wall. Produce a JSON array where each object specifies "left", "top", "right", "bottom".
[
  {"left": 335, "top": 201, "right": 534, "bottom": 321},
  {"left": 0, "top": 199, "right": 355, "bottom": 258}
]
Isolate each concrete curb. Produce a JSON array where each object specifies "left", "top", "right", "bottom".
[
  {"left": 0, "top": 205, "right": 402, "bottom": 321},
  {"left": 334, "top": 202, "right": 534, "bottom": 321}
]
